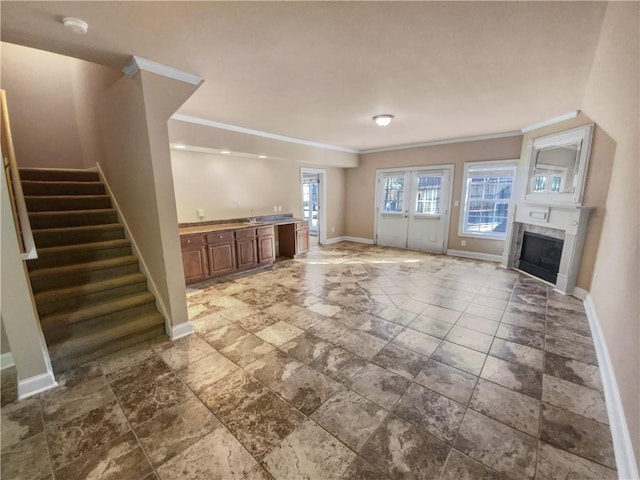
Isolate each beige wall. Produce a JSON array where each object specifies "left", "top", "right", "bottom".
[
  {"left": 1, "top": 42, "right": 120, "bottom": 169},
  {"left": 171, "top": 149, "right": 347, "bottom": 239},
  {"left": 98, "top": 71, "right": 199, "bottom": 332},
  {"left": 580, "top": 2, "right": 640, "bottom": 465},
  {"left": 345, "top": 135, "right": 523, "bottom": 253},
  {"left": 515, "top": 113, "right": 614, "bottom": 290}
]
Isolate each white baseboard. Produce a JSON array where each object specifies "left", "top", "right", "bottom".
[
  {"left": 18, "top": 371, "right": 58, "bottom": 399},
  {"left": 169, "top": 322, "right": 193, "bottom": 340},
  {"left": 324, "top": 236, "right": 374, "bottom": 245},
  {"left": 572, "top": 286, "right": 588, "bottom": 300},
  {"left": 446, "top": 249, "right": 502, "bottom": 262},
  {"left": 584, "top": 293, "right": 639, "bottom": 480},
  {"left": 1, "top": 352, "right": 15, "bottom": 370}
]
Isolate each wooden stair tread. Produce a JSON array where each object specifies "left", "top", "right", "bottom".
[
  {"left": 41, "top": 291, "right": 156, "bottom": 329},
  {"left": 48, "top": 312, "right": 165, "bottom": 359},
  {"left": 32, "top": 223, "right": 122, "bottom": 235},
  {"left": 28, "top": 255, "right": 139, "bottom": 280},
  {"left": 29, "top": 208, "right": 118, "bottom": 217},
  {"left": 33, "top": 239, "right": 130, "bottom": 256},
  {"left": 34, "top": 272, "right": 146, "bottom": 305}
]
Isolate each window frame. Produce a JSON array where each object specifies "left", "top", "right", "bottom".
[{"left": 459, "top": 160, "right": 517, "bottom": 241}]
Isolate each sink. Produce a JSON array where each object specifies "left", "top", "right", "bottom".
[{"left": 246, "top": 221, "right": 266, "bottom": 226}]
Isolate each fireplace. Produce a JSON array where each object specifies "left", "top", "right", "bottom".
[
  {"left": 502, "top": 202, "right": 594, "bottom": 295},
  {"left": 519, "top": 232, "right": 564, "bottom": 283}
]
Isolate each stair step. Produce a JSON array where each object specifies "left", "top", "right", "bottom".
[
  {"left": 29, "top": 209, "right": 118, "bottom": 229},
  {"left": 19, "top": 168, "right": 100, "bottom": 182},
  {"left": 29, "top": 256, "right": 140, "bottom": 292},
  {"left": 48, "top": 312, "right": 166, "bottom": 373},
  {"left": 28, "top": 239, "right": 131, "bottom": 271},
  {"left": 41, "top": 291, "right": 156, "bottom": 331},
  {"left": 35, "top": 273, "right": 148, "bottom": 316},
  {"left": 22, "top": 180, "right": 106, "bottom": 196},
  {"left": 33, "top": 223, "right": 124, "bottom": 247},
  {"left": 25, "top": 195, "right": 112, "bottom": 212}
]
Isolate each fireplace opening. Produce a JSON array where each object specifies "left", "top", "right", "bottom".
[{"left": 519, "top": 231, "right": 564, "bottom": 283}]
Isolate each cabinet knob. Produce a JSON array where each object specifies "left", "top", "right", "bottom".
[
  {"left": 187, "top": 240, "right": 191, "bottom": 244},
  {"left": 218, "top": 235, "right": 223, "bottom": 239}
]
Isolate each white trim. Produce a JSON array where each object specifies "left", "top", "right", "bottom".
[
  {"left": 361, "top": 131, "right": 522, "bottom": 154},
  {"left": 1, "top": 352, "right": 15, "bottom": 370},
  {"left": 171, "top": 114, "right": 358, "bottom": 154},
  {"left": 96, "top": 163, "right": 172, "bottom": 332},
  {"left": 169, "top": 322, "right": 194, "bottom": 340},
  {"left": 123, "top": 56, "right": 203, "bottom": 86},
  {"left": 343, "top": 236, "right": 374, "bottom": 244},
  {"left": 521, "top": 110, "right": 581, "bottom": 133},
  {"left": 572, "top": 286, "right": 588, "bottom": 300},
  {"left": 300, "top": 168, "right": 327, "bottom": 245},
  {"left": 446, "top": 249, "right": 502, "bottom": 262},
  {"left": 324, "top": 236, "right": 374, "bottom": 245},
  {"left": 583, "top": 293, "right": 639, "bottom": 480},
  {"left": 18, "top": 372, "right": 58, "bottom": 399}
]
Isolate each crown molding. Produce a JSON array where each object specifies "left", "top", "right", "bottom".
[
  {"left": 360, "top": 130, "right": 523, "bottom": 154},
  {"left": 123, "top": 56, "right": 202, "bottom": 86},
  {"left": 521, "top": 110, "right": 581, "bottom": 133},
  {"left": 170, "top": 114, "right": 359, "bottom": 154}
]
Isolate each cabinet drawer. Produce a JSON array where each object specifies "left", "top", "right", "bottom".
[
  {"left": 235, "top": 228, "right": 256, "bottom": 240},
  {"left": 206, "top": 231, "right": 234, "bottom": 244},
  {"left": 181, "top": 235, "right": 204, "bottom": 249},
  {"left": 256, "top": 225, "right": 274, "bottom": 237},
  {"left": 295, "top": 222, "right": 308, "bottom": 231}
]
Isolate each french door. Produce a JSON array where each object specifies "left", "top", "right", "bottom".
[{"left": 376, "top": 166, "right": 453, "bottom": 253}]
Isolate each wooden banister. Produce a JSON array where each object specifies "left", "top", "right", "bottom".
[{"left": 1, "top": 90, "right": 37, "bottom": 260}]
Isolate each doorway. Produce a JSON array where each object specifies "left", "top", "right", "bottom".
[
  {"left": 375, "top": 165, "right": 454, "bottom": 253},
  {"left": 301, "top": 168, "right": 326, "bottom": 245}
]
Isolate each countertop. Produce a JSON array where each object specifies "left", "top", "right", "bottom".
[{"left": 179, "top": 218, "right": 306, "bottom": 236}]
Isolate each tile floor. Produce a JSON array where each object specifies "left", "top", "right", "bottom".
[{"left": 1, "top": 242, "right": 616, "bottom": 480}]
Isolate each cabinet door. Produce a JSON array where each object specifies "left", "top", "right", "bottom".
[
  {"left": 236, "top": 238, "right": 257, "bottom": 269},
  {"left": 208, "top": 243, "right": 235, "bottom": 276},
  {"left": 296, "top": 226, "right": 309, "bottom": 254},
  {"left": 257, "top": 235, "right": 275, "bottom": 264},
  {"left": 182, "top": 248, "right": 208, "bottom": 283}
]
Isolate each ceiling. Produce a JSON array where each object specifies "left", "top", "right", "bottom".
[{"left": 1, "top": 1, "right": 607, "bottom": 151}]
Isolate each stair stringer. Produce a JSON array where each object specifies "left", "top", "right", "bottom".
[{"left": 95, "top": 162, "right": 193, "bottom": 340}]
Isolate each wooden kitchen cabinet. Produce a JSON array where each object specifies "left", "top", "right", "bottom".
[
  {"left": 257, "top": 226, "right": 275, "bottom": 264},
  {"left": 179, "top": 223, "right": 281, "bottom": 284},
  {"left": 278, "top": 221, "right": 309, "bottom": 258},
  {"left": 235, "top": 228, "right": 257, "bottom": 269},
  {"left": 206, "top": 231, "right": 235, "bottom": 276},
  {"left": 180, "top": 234, "right": 208, "bottom": 283}
]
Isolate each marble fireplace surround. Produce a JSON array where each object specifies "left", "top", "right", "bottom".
[{"left": 502, "top": 202, "right": 594, "bottom": 295}]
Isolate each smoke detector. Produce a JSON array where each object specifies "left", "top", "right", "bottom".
[{"left": 62, "top": 17, "right": 88, "bottom": 35}]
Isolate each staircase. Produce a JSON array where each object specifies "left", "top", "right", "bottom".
[{"left": 21, "top": 168, "right": 166, "bottom": 372}]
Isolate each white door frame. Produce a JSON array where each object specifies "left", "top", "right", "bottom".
[
  {"left": 300, "top": 168, "right": 327, "bottom": 245},
  {"left": 373, "top": 164, "right": 455, "bottom": 252}
]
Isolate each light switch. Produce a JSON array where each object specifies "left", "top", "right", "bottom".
[
  {"left": 278, "top": 206, "right": 282, "bottom": 212},
  {"left": 274, "top": 206, "right": 278, "bottom": 212},
  {"left": 197, "top": 208, "right": 205, "bottom": 219}
]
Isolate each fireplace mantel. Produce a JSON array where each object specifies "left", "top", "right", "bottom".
[{"left": 502, "top": 202, "right": 594, "bottom": 295}]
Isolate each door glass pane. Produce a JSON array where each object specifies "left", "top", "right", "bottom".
[
  {"left": 383, "top": 176, "right": 405, "bottom": 212},
  {"left": 415, "top": 175, "right": 442, "bottom": 214}
]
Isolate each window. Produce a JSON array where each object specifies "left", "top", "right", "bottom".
[
  {"left": 460, "top": 161, "right": 516, "bottom": 239},
  {"left": 415, "top": 175, "right": 442, "bottom": 214},
  {"left": 382, "top": 176, "right": 405, "bottom": 213}
]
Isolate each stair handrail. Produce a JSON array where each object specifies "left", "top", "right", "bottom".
[{"left": 1, "top": 90, "right": 37, "bottom": 260}]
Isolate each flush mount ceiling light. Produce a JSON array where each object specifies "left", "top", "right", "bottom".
[
  {"left": 373, "top": 114, "right": 394, "bottom": 127},
  {"left": 62, "top": 17, "right": 88, "bottom": 34},
  {"left": 174, "top": 144, "right": 187, "bottom": 149},
  {"left": 258, "top": 155, "right": 267, "bottom": 159},
  {"left": 220, "top": 150, "right": 231, "bottom": 154}
]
